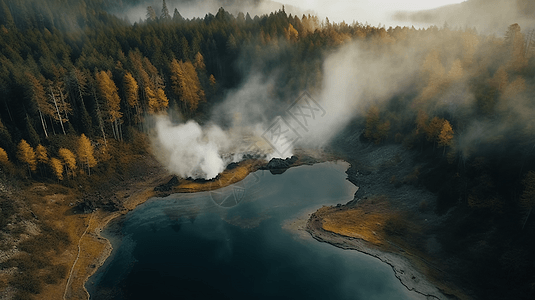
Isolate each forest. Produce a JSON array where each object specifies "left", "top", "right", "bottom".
[{"left": 1, "top": 0, "right": 535, "bottom": 299}]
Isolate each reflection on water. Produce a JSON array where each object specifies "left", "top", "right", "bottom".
[{"left": 87, "top": 162, "right": 418, "bottom": 300}]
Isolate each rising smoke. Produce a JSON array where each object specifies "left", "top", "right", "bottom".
[{"left": 151, "top": 0, "right": 535, "bottom": 180}]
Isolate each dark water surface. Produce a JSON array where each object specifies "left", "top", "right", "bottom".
[{"left": 87, "top": 162, "right": 417, "bottom": 300}]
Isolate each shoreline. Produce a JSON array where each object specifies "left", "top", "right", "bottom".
[
  {"left": 77, "top": 152, "right": 323, "bottom": 299},
  {"left": 81, "top": 152, "right": 444, "bottom": 300},
  {"left": 306, "top": 208, "right": 447, "bottom": 300},
  {"left": 71, "top": 174, "right": 169, "bottom": 300}
]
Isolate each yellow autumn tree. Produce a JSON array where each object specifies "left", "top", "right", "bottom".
[
  {"left": 438, "top": 120, "right": 454, "bottom": 154},
  {"left": 124, "top": 72, "right": 139, "bottom": 108},
  {"left": 156, "top": 88, "right": 169, "bottom": 112},
  {"left": 77, "top": 134, "right": 97, "bottom": 175},
  {"left": 0, "top": 147, "right": 8, "bottom": 165},
  {"left": 17, "top": 139, "right": 36, "bottom": 174},
  {"left": 170, "top": 59, "right": 205, "bottom": 112},
  {"left": 145, "top": 86, "right": 158, "bottom": 113},
  {"left": 209, "top": 74, "right": 216, "bottom": 87},
  {"left": 58, "top": 148, "right": 76, "bottom": 178},
  {"left": 425, "top": 117, "right": 445, "bottom": 148},
  {"left": 35, "top": 144, "right": 48, "bottom": 164},
  {"left": 194, "top": 52, "right": 205, "bottom": 70},
  {"left": 96, "top": 70, "right": 123, "bottom": 140},
  {"left": 49, "top": 157, "right": 63, "bottom": 181},
  {"left": 285, "top": 24, "right": 299, "bottom": 41}
]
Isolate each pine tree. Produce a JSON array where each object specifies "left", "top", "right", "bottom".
[
  {"left": 26, "top": 72, "right": 54, "bottom": 138},
  {"left": 17, "top": 139, "right": 37, "bottom": 175},
  {"left": 146, "top": 6, "right": 157, "bottom": 21},
  {"left": 521, "top": 171, "right": 535, "bottom": 209},
  {"left": 173, "top": 8, "right": 184, "bottom": 22},
  {"left": 77, "top": 134, "right": 97, "bottom": 175},
  {"left": 364, "top": 106, "right": 380, "bottom": 140},
  {"left": 25, "top": 115, "right": 40, "bottom": 147},
  {"left": 49, "top": 157, "right": 63, "bottom": 181},
  {"left": 0, "top": 0, "right": 14, "bottom": 29},
  {"left": 161, "top": 0, "right": 170, "bottom": 20},
  {"left": 47, "top": 79, "right": 73, "bottom": 135},
  {"left": 58, "top": 148, "right": 76, "bottom": 178},
  {"left": 0, "top": 117, "right": 14, "bottom": 154}
]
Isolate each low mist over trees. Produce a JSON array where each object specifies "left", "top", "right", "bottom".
[{"left": 1, "top": 1, "right": 535, "bottom": 299}]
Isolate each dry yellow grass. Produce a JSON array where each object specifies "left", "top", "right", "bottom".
[
  {"left": 8, "top": 173, "right": 166, "bottom": 300},
  {"left": 177, "top": 159, "right": 259, "bottom": 193},
  {"left": 319, "top": 196, "right": 396, "bottom": 246}
]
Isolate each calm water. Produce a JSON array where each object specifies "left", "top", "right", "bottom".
[{"left": 87, "top": 162, "right": 417, "bottom": 300}]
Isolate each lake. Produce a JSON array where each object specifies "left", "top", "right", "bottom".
[{"left": 86, "top": 162, "right": 418, "bottom": 300}]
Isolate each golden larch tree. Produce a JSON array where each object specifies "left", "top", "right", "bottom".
[
  {"left": 145, "top": 86, "right": 158, "bottom": 113},
  {"left": 35, "top": 144, "right": 48, "bottom": 164},
  {"left": 0, "top": 147, "right": 8, "bottom": 165},
  {"left": 77, "top": 134, "right": 97, "bottom": 175},
  {"left": 170, "top": 59, "right": 204, "bottom": 112},
  {"left": 425, "top": 117, "right": 444, "bottom": 145},
  {"left": 209, "top": 74, "right": 216, "bottom": 86},
  {"left": 438, "top": 120, "right": 454, "bottom": 154},
  {"left": 124, "top": 72, "right": 139, "bottom": 108},
  {"left": 96, "top": 70, "right": 123, "bottom": 140},
  {"left": 17, "top": 139, "right": 37, "bottom": 174},
  {"left": 194, "top": 52, "right": 205, "bottom": 70},
  {"left": 156, "top": 88, "right": 169, "bottom": 112},
  {"left": 59, "top": 148, "right": 76, "bottom": 178},
  {"left": 285, "top": 24, "right": 299, "bottom": 41},
  {"left": 49, "top": 157, "right": 63, "bottom": 181}
]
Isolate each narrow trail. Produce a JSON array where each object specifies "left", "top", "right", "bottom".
[{"left": 63, "top": 211, "right": 95, "bottom": 300}]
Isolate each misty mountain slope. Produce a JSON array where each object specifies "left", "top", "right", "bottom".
[{"left": 393, "top": 0, "right": 535, "bottom": 35}]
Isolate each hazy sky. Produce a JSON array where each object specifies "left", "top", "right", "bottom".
[{"left": 281, "top": 0, "right": 467, "bottom": 26}]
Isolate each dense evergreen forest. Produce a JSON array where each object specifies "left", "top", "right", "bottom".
[{"left": 1, "top": 0, "right": 535, "bottom": 299}]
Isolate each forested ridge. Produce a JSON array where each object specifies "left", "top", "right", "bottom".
[{"left": 1, "top": 0, "right": 535, "bottom": 299}]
